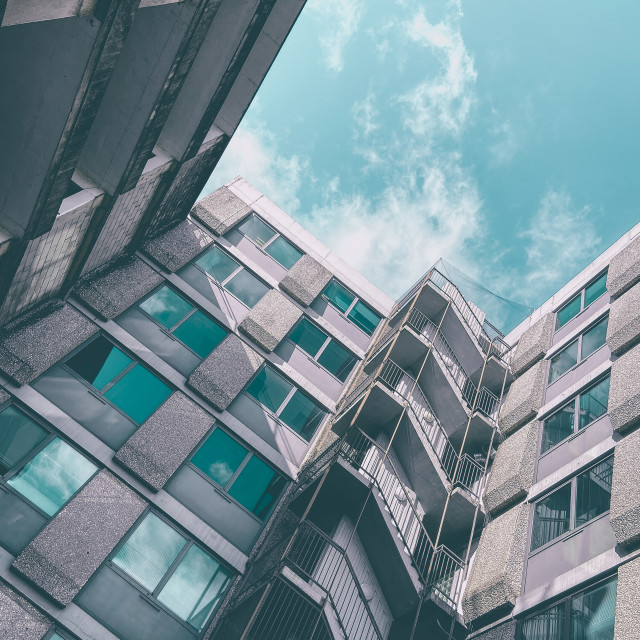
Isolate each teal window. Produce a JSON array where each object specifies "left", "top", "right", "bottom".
[
  {"left": 548, "top": 316, "right": 609, "bottom": 383},
  {"left": 288, "top": 318, "right": 356, "bottom": 382},
  {"left": 541, "top": 376, "right": 610, "bottom": 453},
  {"left": 66, "top": 336, "right": 172, "bottom": 423},
  {"left": 139, "top": 286, "right": 227, "bottom": 358},
  {"left": 555, "top": 271, "right": 608, "bottom": 330},
  {"left": 112, "top": 512, "right": 232, "bottom": 630},
  {"left": 236, "top": 214, "right": 303, "bottom": 270},
  {"left": 246, "top": 366, "right": 325, "bottom": 440},
  {"left": 191, "top": 428, "right": 286, "bottom": 520},
  {"left": 0, "top": 405, "right": 48, "bottom": 474},
  {"left": 322, "top": 281, "right": 381, "bottom": 336},
  {"left": 195, "top": 245, "right": 269, "bottom": 307}
]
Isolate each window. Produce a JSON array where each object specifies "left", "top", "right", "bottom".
[
  {"left": 322, "top": 280, "right": 381, "bottom": 336},
  {"left": 194, "top": 245, "right": 269, "bottom": 308},
  {"left": 288, "top": 318, "right": 357, "bottom": 382},
  {"left": 556, "top": 271, "right": 608, "bottom": 330},
  {"left": 190, "top": 428, "right": 286, "bottom": 520},
  {"left": 246, "top": 367, "right": 325, "bottom": 440},
  {"left": 519, "top": 576, "right": 617, "bottom": 640},
  {"left": 531, "top": 456, "right": 612, "bottom": 551},
  {"left": 65, "top": 336, "right": 172, "bottom": 423},
  {"left": 0, "top": 405, "right": 97, "bottom": 516},
  {"left": 111, "top": 512, "right": 232, "bottom": 631},
  {"left": 138, "top": 286, "right": 227, "bottom": 358},
  {"left": 548, "top": 316, "right": 608, "bottom": 383},
  {"left": 236, "top": 214, "right": 303, "bottom": 270},
  {"left": 541, "top": 376, "right": 610, "bottom": 453}
]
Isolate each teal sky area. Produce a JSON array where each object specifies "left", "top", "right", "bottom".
[{"left": 203, "top": 0, "right": 640, "bottom": 330}]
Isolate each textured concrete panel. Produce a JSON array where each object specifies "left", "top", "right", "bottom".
[
  {"left": 191, "top": 186, "right": 252, "bottom": 235},
  {"left": 187, "top": 334, "right": 264, "bottom": 411},
  {"left": 607, "top": 281, "right": 640, "bottom": 356},
  {"left": 610, "top": 428, "right": 640, "bottom": 548},
  {"left": 614, "top": 556, "right": 640, "bottom": 640},
  {"left": 511, "top": 314, "right": 554, "bottom": 377},
  {"left": 74, "top": 255, "right": 164, "bottom": 320},
  {"left": 0, "top": 581, "right": 51, "bottom": 640},
  {"left": 472, "top": 621, "right": 517, "bottom": 640},
  {"left": 609, "top": 342, "right": 640, "bottom": 433},
  {"left": 239, "top": 289, "right": 302, "bottom": 352},
  {"left": 13, "top": 470, "right": 146, "bottom": 605},
  {"left": 279, "top": 254, "right": 332, "bottom": 306},
  {"left": 0, "top": 388, "right": 9, "bottom": 405},
  {"left": 143, "top": 218, "right": 213, "bottom": 272},
  {"left": 463, "top": 503, "right": 529, "bottom": 623},
  {"left": 0, "top": 301, "right": 97, "bottom": 385},
  {"left": 116, "top": 392, "right": 213, "bottom": 490},
  {"left": 484, "top": 420, "right": 540, "bottom": 516},
  {"left": 607, "top": 234, "right": 640, "bottom": 299},
  {"left": 499, "top": 360, "right": 547, "bottom": 436}
]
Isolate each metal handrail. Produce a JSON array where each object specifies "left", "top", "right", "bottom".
[{"left": 429, "top": 545, "right": 465, "bottom": 609}]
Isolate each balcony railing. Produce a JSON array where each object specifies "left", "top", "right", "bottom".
[{"left": 429, "top": 545, "right": 465, "bottom": 611}]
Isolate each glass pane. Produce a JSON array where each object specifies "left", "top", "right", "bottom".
[
  {"left": 289, "top": 318, "right": 326, "bottom": 357},
  {"left": 105, "top": 364, "right": 171, "bottom": 423},
  {"left": 224, "top": 269, "right": 269, "bottom": 307},
  {"left": 228, "top": 455, "right": 286, "bottom": 519},
  {"left": 521, "top": 604, "right": 566, "bottom": 640},
  {"left": 157, "top": 545, "right": 231, "bottom": 630},
  {"left": 323, "top": 280, "right": 354, "bottom": 313},
  {"left": 576, "top": 458, "right": 612, "bottom": 527},
  {"left": 318, "top": 339, "right": 356, "bottom": 382},
  {"left": 196, "top": 247, "right": 239, "bottom": 282},
  {"left": 139, "top": 287, "right": 192, "bottom": 329},
  {"left": 238, "top": 214, "right": 276, "bottom": 247},
  {"left": 246, "top": 367, "right": 292, "bottom": 413},
  {"left": 347, "top": 300, "right": 381, "bottom": 335},
  {"left": 191, "top": 429, "right": 247, "bottom": 486},
  {"left": 8, "top": 438, "right": 96, "bottom": 516},
  {"left": 556, "top": 294, "right": 582, "bottom": 329},
  {"left": 265, "top": 235, "right": 303, "bottom": 269},
  {"left": 549, "top": 340, "right": 579, "bottom": 383},
  {"left": 173, "top": 311, "right": 226, "bottom": 358},
  {"left": 531, "top": 483, "right": 571, "bottom": 551},
  {"left": 571, "top": 577, "right": 616, "bottom": 640},
  {"left": 584, "top": 272, "right": 608, "bottom": 308},
  {"left": 542, "top": 403, "right": 575, "bottom": 453},
  {"left": 279, "top": 390, "right": 324, "bottom": 441},
  {"left": 581, "top": 317, "right": 608, "bottom": 361},
  {"left": 579, "top": 377, "right": 610, "bottom": 430},
  {"left": 112, "top": 512, "right": 186, "bottom": 592},
  {"left": 66, "top": 337, "right": 132, "bottom": 390},
  {"left": 0, "top": 406, "right": 48, "bottom": 474}
]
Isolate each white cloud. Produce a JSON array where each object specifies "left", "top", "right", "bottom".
[
  {"left": 352, "top": 91, "right": 380, "bottom": 137},
  {"left": 489, "top": 119, "right": 519, "bottom": 166}
]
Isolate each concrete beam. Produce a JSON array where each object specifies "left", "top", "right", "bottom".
[
  {"left": 607, "top": 281, "right": 640, "bottom": 356},
  {"left": 609, "top": 342, "right": 640, "bottom": 433},
  {"left": 611, "top": 428, "right": 640, "bottom": 548},
  {"left": 191, "top": 185, "right": 252, "bottom": 235},
  {"left": 510, "top": 313, "right": 554, "bottom": 377},
  {"left": 614, "top": 556, "right": 640, "bottom": 640},
  {"left": 279, "top": 254, "right": 332, "bottom": 307},
  {"left": 607, "top": 233, "right": 640, "bottom": 299},
  {"left": 499, "top": 359, "right": 547, "bottom": 436},
  {"left": 2, "top": 0, "right": 98, "bottom": 26}
]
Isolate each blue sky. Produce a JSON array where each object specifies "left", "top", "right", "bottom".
[{"left": 202, "top": 0, "right": 640, "bottom": 328}]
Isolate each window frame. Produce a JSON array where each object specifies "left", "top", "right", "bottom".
[
  {"left": 321, "top": 279, "right": 381, "bottom": 336},
  {"left": 554, "top": 270, "right": 608, "bottom": 331}
]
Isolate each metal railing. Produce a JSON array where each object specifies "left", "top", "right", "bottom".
[{"left": 429, "top": 546, "right": 465, "bottom": 610}]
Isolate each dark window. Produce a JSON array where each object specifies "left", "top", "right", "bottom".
[
  {"left": 236, "top": 214, "right": 303, "bottom": 270},
  {"left": 322, "top": 280, "right": 381, "bottom": 336},
  {"left": 555, "top": 271, "right": 608, "bottom": 330}
]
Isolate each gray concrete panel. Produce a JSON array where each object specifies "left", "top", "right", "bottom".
[
  {"left": 279, "top": 254, "right": 332, "bottom": 307},
  {"left": 115, "top": 391, "right": 213, "bottom": 491},
  {"left": 0, "top": 301, "right": 97, "bottom": 385},
  {"left": 610, "top": 428, "right": 640, "bottom": 548},
  {"left": 484, "top": 420, "right": 540, "bottom": 516},
  {"left": 607, "top": 234, "right": 640, "bottom": 299},
  {"left": 511, "top": 313, "right": 554, "bottom": 377},
  {"left": 499, "top": 359, "right": 547, "bottom": 436},
  {"left": 614, "top": 556, "right": 640, "bottom": 640},
  {"left": 0, "top": 387, "right": 9, "bottom": 405},
  {"left": 0, "top": 581, "right": 51, "bottom": 640},
  {"left": 239, "top": 289, "right": 302, "bottom": 352},
  {"left": 472, "top": 622, "right": 517, "bottom": 640},
  {"left": 191, "top": 186, "right": 252, "bottom": 235},
  {"left": 12, "top": 470, "right": 146, "bottom": 606},
  {"left": 606, "top": 281, "right": 640, "bottom": 355},
  {"left": 187, "top": 334, "right": 264, "bottom": 410},
  {"left": 609, "top": 342, "right": 640, "bottom": 433},
  {"left": 143, "top": 218, "right": 213, "bottom": 272},
  {"left": 463, "top": 503, "right": 529, "bottom": 623},
  {"left": 74, "top": 255, "right": 164, "bottom": 320}
]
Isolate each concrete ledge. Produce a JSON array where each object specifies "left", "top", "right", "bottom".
[
  {"left": 239, "top": 289, "right": 302, "bottom": 353},
  {"left": 144, "top": 219, "right": 213, "bottom": 272},
  {"left": 511, "top": 313, "right": 554, "bottom": 377},
  {"left": 74, "top": 255, "right": 164, "bottom": 320},
  {"left": 0, "top": 301, "right": 97, "bottom": 385},
  {"left": 0, "top": 581, "right": 52, "bottom": 640},
  {"left": 0, "top": 388, "right": 9, "bottom": 405},
  {"left": 279, "top": 255, "right": 332, "bottom": 307},
  {"left": 609, "top": 342, "right": 640, "bottom": 433},
  {"left": 615, "top": 556, "right": 640, "bottom": 640},
  {"left": 470, "top": 621, "right": 517, "bottom": 640},
  {"left": 499, "top": 359, "right": 547, "bottom": 436},
  {"left": 190, "top": 186, "right": 252, "bottom": 235},
  {"left": 611, "top": 428, "right": 640, "bottom": 548},
  {"left": 607, "top": 281, "right": 640, "bottom": 356},
  {"left": 607, "top": 234, "right": 640, "bottom": 299}
]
